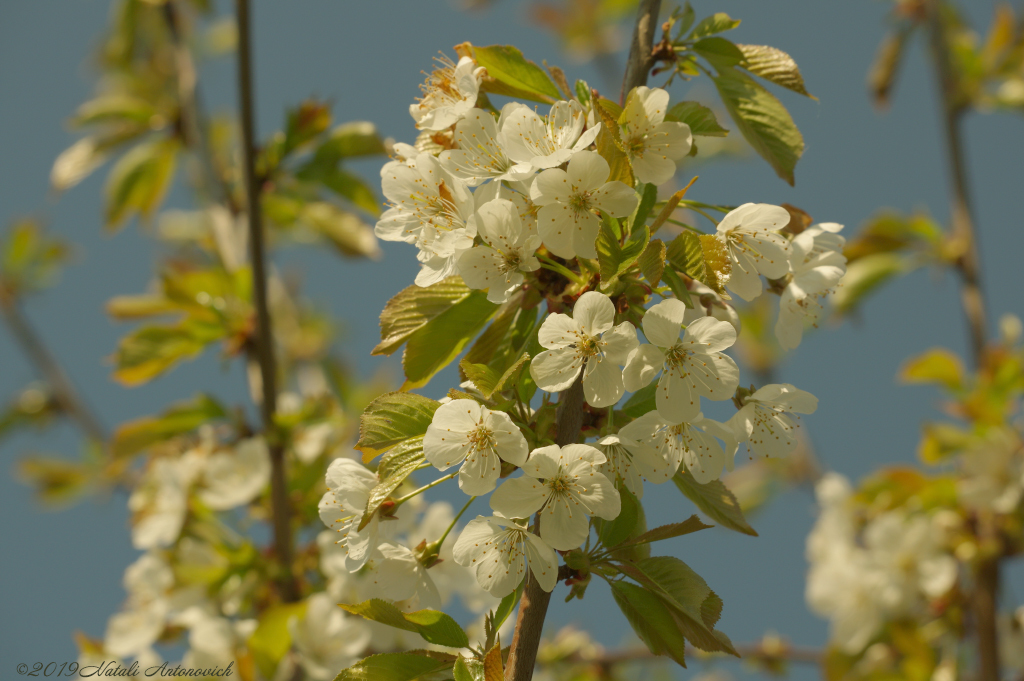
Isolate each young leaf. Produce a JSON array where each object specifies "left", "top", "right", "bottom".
[
  {"left": 672, "top": 469, "right": 758, "bottom": 536},
  {"left": 355, "top": 392, "right": 440, "bottom": 461},
  {"left": 615, "top": 516, "right": 712, "bottom": 549},
  {"left": 689, "top": 12, "right": 741, "bottom": 40},
  {"left": 492, "top": 580, "right": 524, "bottom": 632},
  {"left": 623, "top": 382, "right": 657, "bottom": 418},
  {"left": 597, "top": 483, "right": 641, "bottom": 547},
  {"left": 610, "top": 581, "right": 688, "bottom": 667},
  {"left": 738, "top": 44, "right": 814, "bottom": 98},
  {"left": 628, "top": 183, "right": 659, "bottom": 233},
  {"left": 483, "top": 642, "right": 504, "bottom": 681},
  {"left": 666, "top": 232, "right": 731, "bottom": 297},
  {"left": 660, "top": 266, "right": 695, "bottom": 308},
  {"left": 334, "top": 651, "right": 457, "bottom": 681},
  {"left": 301, "top": 202, "right": 381, "bottom": 259},
  {"left": 473, "top": 45, "right": 562, "bottom": 103},
  {"left": 712, "top": 66, "right": 804, "bottom": 185},
  {"left": 248, "top": 601, "right": 307, "bottom": 679},
  {"left": 402, "top": 290, "right": 499, "bottom": 389},
  {"left": 104, "top": 139, "right": 179, "bottom": 230},
  {"left": 594, "top": 99, "right": 633, "bottom": 185},
  {"left": 111, "top": 320, "right": 225, "bottom": 386},
  {"left": 453, "top": 657, "right": 486, "bottom": 681},
  {"left": 693, "top": 37, "right": 745, "bottom": 68},
  {"left": 617, "top": 556, "right": 736, "bottom": 655},
  {"left": 637, "top": 239, "right": 667, "bottom": 287},
  {"left": 360, "top": 437, "right": 425, "bottom": 528},
  {"left": 899, "top": 348, "right": 964, "bottom": 391},
  {"left": 340, "top": 599, "right": 469, "bottom": 648},
  {"left": 597, "top": 222, "right": 650, "bottom": 288},
  {"left": 112, "top": 394, "right": 226, "bottom": 459},
  {"left": 665, "top": 102, "right": 729, "bottom": 137},
  {"left": 375, "top": 277, "right": 480, "bottom": 356}
]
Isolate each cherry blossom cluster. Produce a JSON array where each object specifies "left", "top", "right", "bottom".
[{"left": 317, "top": 54, "right": 850, "bottom": 602}]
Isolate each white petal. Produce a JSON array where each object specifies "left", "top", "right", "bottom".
[
  {"left": 524, "top": 532, "right": 559, "bottom": 592},
  {"left": 573, "top": 291, "right": 615, "bottom": 336},
  {"left": 602, "top": 321, "right": 639, "bottom": 363},
  {"left": 490, "top": 477, "right": 549, "bottom": 520},
  {"left": 530, "top": 347, "right": 583, "bottom": 393},
  {"left": 583, "top": 356, "right": 625, "bottom": 408},
  {"left": 656, "top": 369, "right": 701, "bottom": 424},
  {"left": 453, "top": 516, "right": 500, "bottom": 566},
  {"left": 540, "top": 494, "right": 592, "bottom": 550},
  {"left": 622, "top": 344, "right": 665, "bottom": 392},
  {"left": 566, "top": 151, "right": 609, "bottom": 190},
  {"left": 643, "top": 298, "right": 686, "bottom": 347},
  {"left": 538, "top": 312, "right": 582, "bottom": 349},
  {"left": 590, "top": 181, "right": 639, "bottom": 218},
  {"left": 683, "top": 316, "right": 737, "bottom": 353}
]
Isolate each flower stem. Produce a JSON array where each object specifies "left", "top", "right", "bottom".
[
  {"left": 235, "top": 0, "right": 297, "bottom": 603},
  {"left": 536, "top": 254, "right": 586, "bottom": 286},
  {"left": 393, "top": 471, "right": 458, "bottom": 505},
  {"left": 435, "top": 496, "right": 476, "bottom": 550}
]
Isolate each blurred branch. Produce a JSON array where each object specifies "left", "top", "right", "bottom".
[
  {"left": 923, "top": 2, "right": 997, "bottom": 679},
  {"left": 620, "top": 0, "right": 661, "bottom": 101},
  {"left": 234, "top": 0, "right": 298, "bottom": 603},
  {"left": 0, "top": 295, "right": 106, "bottom": 444}
]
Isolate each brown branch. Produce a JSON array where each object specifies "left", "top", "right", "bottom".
[
  {"left": 923, "top": 2, "right": 997, "bottom": 679},
  {"left": 0, "top": 294, "right": 106, "bottom": 443},
  {"left": 505, "top": 375, "right": 585, "bottom": 681},
  {"left": 620, "top": 0, "right": 662, "bottom": 102},
  {"left": 234, "top": 0, "right": 298, "bottom": 603}
]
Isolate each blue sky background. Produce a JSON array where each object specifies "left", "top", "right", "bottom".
[{"left": 2, "top": 1, "right": 1023, "bottom": 679}]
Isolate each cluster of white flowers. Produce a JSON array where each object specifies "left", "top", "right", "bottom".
[
  {"left": 806, "top": 473, "right": 958, "bottom": 654},
  {"left": 341, "top": 55, "right": 843, "bottom": 601}
]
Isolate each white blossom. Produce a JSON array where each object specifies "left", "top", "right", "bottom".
[
  {"left": 498, "top": 100, "right": 601, "bottom": 170},
  {"left": 409, "top": 56, "right": 483, "bottom": 131},
  {"left": 958, "top": 428, "right": 1024, "bottom": 514},
  {"left": 775, "top": 222, "right": 847, "bottom": 350},
  {"left": 715, "top": 203, "right": 792, "bottom": 301},
  {"left": 489, "top": 444, "right": 620, "bottom": 550},
  {"left": 104, "top": 600, "right": 168, "bottom": 659},
  {"left": 363, "top": 543, "right": 442, "bottom": 608},
  {"left": 683, "top": 281, "right": 741, "bottom": 334},
  {"left": 198, "top": 437, "right": 271, "bottom": 510},
  {"left": 439, "top": 108, "right": 533, "bottom": 186},
  {"left": 318, "top": 458, "right": 391, "bottom": 571},
  {"left": 293, "top": 422, "right": 336, "bottom": 464},
  {"left": 530, "top": 291, "right": 638, "bottom": 408},
  {"left": 595, "top": 433, "right": 663, "bottom": 499},
  {"left": 375, "top": 153, "right": 476, "bottom": 286},
  {"left": 619, "top": 86, "right": 692, "bottom": 185},
  {"left": 531, "top": 150, "right": 638, "bottom": 259},
  {"left": 453, "top": 515, "right": 559, "bottom": 597},
  {"left": 290, "top": 593, "right": 371, "bottom": 681},
  {"left": 623, "top": 298, "right": 740, "bottom": 423},
  {"left": 423, "top": 399, "right": 529, "bottom": 496},
  {"left": 618, "top": 410, "right": 737, "bottom": 484},
  {"left": 457, "top": 198, "right": 541, "bottom": 303},
  {"left": 128, "top": 451, "right": 205, "bottom": 550},
  {"left": 730, "top": 383, "right": 817, "bottom": 460}
]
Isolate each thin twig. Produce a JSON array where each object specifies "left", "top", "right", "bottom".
[
  {"left": 0, "top": 296, "right": 106, "bottom": 443},
  {"left": 924, "top": 2, "right": 997, "bottom": 679},
  {"left": 234, "top": 0, "right": 298, "bottom": 602}
]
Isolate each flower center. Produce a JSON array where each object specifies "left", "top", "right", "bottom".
[
  {"left": 569, "top": 190, "right": 593, "bottom": 216},
  {"left": 500, "top": 250, "right": 522, "bottom": 274},
  {"left": 664, "top": 342, "right": 691, "bottom": 370},
  {"left": 626, "top": 134, "right": 647, "bottom": 157},
  {"left": 467, "top": 424, "right": 496, "bottom": 452}
]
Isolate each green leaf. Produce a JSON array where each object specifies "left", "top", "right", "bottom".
[
  {"left": 738, "top": 44, "right": 814, "bottom": 98},
  {"left": 610, "top": 581, "right": 688, "bottom": 668},
  {"left": 665, "top": 102, "right": 729, "bottom": 137},
  {"left": 623, "top": 382, "right": 657, "bottom": 418},
  {"left": 316, "top": 168, "right": 382, "bottom": 216},
  {"left": 375, "top": 277, "right": 477, "bottom": 356},
  {"left": 628, "top": 183, "right": 659, "bottom": 233},
  {"left": 711, "top": 66, "right": 804, "bottom": 185},
  {"left": 831, "top": 252, "right": 908, "bottom": 314},
  {"left": 340, "top": 600, "right": 469, "bottom": 648},
  {"left": 112, "top": 394, "right": 226, "bottom": 459},
  {"left": 355, "top": 391, "right": 440, "bottom": 461},
  {"left": 402, "top": 289, "right": 498, "bottom": 390},
  {"left": 492, "top": 580, "right": 524, "bottom": 632},
  {"left": 689, "top": 12, "right": 740, "bottom": 40},
  {"left": 597, "top": 483, "right": 641, "bottom": 547},
  {"left": 660, "top": 266, "right": 694, "bottom": 308},
  {"left": 453, "top": 657, "right": 486, "bottom": 681},
  {"left": 617, "top": 556, "right": 735, "bottom": 655},
  {"left": 637, "top": 239, "right": 666, "bottom": 287},
  {"left": 615, "top": 516, "right": 712, "bottom": 549},
  {"left": 483, "top": 642, "right": 504, "bottom": 681},
  {"left": 111, "top": 319, "right": 226, "bottom": 386},
  {"left": 461, "top": 352, "right": 531, "bottom": 399},
  {"left": 0, "top": 220, "right": 70, "bottom": 295},
  {"left": 597, "top": 220, "right": 649, "bottom": 289},
  {"left": 73, "top": 94, "right": 158, "bottom": 127},
  {"left": 334, "top": 651, "right": 457, "bottom": 681},
  {"left": 360, "top": 437, "right": 425, "bottom": 528},
  {"left": 301, "top": 202, "right": 381, "bottom": 259},
  {"left": 248, "top": 601, "right": 307, "bottom": 679},
  {"left": 474, "top": 44, "right": 562, "bottom": 103},
  {"left": 899, "top": 348, "right": 965, "bottom": 392},
  {"left": 315, "top": 121, "right": 386, "bottom": 161},
  {"left": 665, "top": 232, "right": 731, "bottom": 297},
  {"left": 16, "top": 455, "right": 91, "bottom": 507},
  {"left": 104, "top": 139, "right": 179, "bottom": 230},
  {"left": 693, "top": 37, "right": 744, "bottom": 68},
  {"left": 672, "top": 469, "right": 758, "bottom": 536}
]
